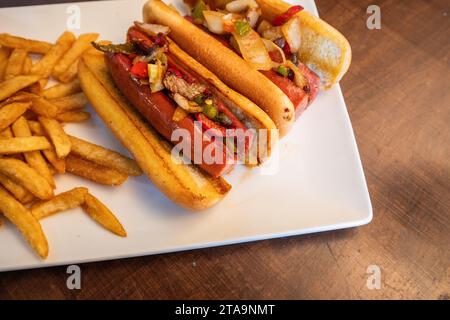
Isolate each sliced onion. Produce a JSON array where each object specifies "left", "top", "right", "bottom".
[
  {"left": 246, "top": 7, "right": 260, "bottom": 28},
  {"left": 281, "top": 17, "right": 301, "bottom": 53},
  {"left": 134, "top": 21, "right": 170, "bottom": 36},
  {"left": 285, "top": 60, "right": 308, "bottom": 89},
  {"left": 203, "top": 10, "right": 227, "bottom": 34},
  {"left": 226, "top": 0, "right": 250, "bottom": 13},
  {"left": 173, "top": 93, "right": 203, "bottom": 113},
  {"left": 149, "top": 58, "right": 167, "bottom": 93},
  {"left": 172, "top": 106, "right": 188, "bottom": 122},
  {"left": 262, "top": 38, "right": 286, "bottom": 65},
  {"left": 232, "top": 29, "right": 272, "bottom": 70},
  {"left": 260, "top": 26, "right": 283, "bottom": 41}
]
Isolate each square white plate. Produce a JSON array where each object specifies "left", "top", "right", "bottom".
[{"left": 0, "top": 0, "right": 372, "bottom": 272}]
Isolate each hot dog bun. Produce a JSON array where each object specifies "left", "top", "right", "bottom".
[
  {"left": 143, "top": 0, "right": 295, "bottom": 137},
  {"left": 255, "top": 0, "right": 352, "bottom": 88},
  {"left": 78, "top": 52, "right": 231, "bottom": 210}
]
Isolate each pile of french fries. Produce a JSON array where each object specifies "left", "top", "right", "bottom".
[{"left": 0, "top": 32, "right": 143, "bottom": 259}]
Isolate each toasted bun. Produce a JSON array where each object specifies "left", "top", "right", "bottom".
[
  {"left": 143, "top": 0, "right": 295, "bottom": 137},
  {"left": 78, "top": 52, "right": 231, "bottom": 210},
  {"left": 256, "top": 0, "right": 352, "bottom": 88}
]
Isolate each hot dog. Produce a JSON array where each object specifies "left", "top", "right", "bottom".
[
  {"left": 143, "top": 0, "right": 351, "bottom": 135},
  {"left": 79, "top": 22, "right": 277, "bottom": 209}
]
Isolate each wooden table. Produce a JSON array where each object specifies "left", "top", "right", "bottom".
[{"left": 0, "top": 0, "right": 449, "bottom": 299}]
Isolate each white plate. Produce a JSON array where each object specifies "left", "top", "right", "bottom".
[{"left": 0, "top": 0, "right": 372, "bottom": 272}]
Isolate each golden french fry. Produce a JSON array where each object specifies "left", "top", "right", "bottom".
[
  {"left": 42, "top": 148, "right": 65, "bottom": 173},
  {"left": 27, "top": 120, "right": 44, "bottom": 135},
  {"left": 11, "top": 117, "right": 54, "bottom": 187},
  {"left": 4, "top": 48, "right": 28, "bottom": 80},
  {"left": 30, "top": 96, "right": 59, "bottom": 118},
  {"left": 42, "top": 79, "right": 81, "bottom": 99},
  {"left": 0, "top": 158, "right": 54, "bottom": 200},
  {"left": 0, "top": 172, "right": 33, "bottom": 203},
  {"left": 0, "top": 33, "right": 52, "bottom": 54},
  {"left": 28, "top": 81, "right": 42, "bottom": 95},
  {"left": 22, "top": 55, "right": 33, "bottom": 75},
  {"left": 27, "top": 120, "right": 66, "bottom": 173},
  {"left": 31, "top": 187, "right": 88, "bottom": 220},
  {"left": 55, "top": 111, "right": 90, "bottom": 123},
  {"left": 0, "top": 136, "right": 51, "bottom": 154},
  {"left": 0, "top": 101, "right": 31, "bottom": 131},
  {"left": 50, "top": 92, "right": 87, "bottom": 112},
  {"left": 0, "top": 74, "right": 39, "bottom": 101},
  {"left": 66, "top": 154, "right": 128, "bottom": 186},
  {"left": 30, "top": 31, "right": 75, "bottom": 78},
  {"left": 57, "top": 59, "right": 79, "bottom": 83},
  {"left": 0, "top": 91, "right": 35, "bottom": 108},
  {"left": 0, "top": 126, "right": 13, "bottom": 139},
  {"left": 0, "top": 47, "right": 11, "bottom": 81},
  {"left": 69, "top": 135, "right": 142, "bottom": 176},
  {"left": 0, "top": 185, "right": 48, "bottom": 258},
  {"left": 38, "top": 116, "right": 71, "bottom": 158},
  {"left": 53, "top": 33, "right": 98, "bottom": 78},
  {"left": 82, "top": 193, "right": 126, "bottom": 237}
]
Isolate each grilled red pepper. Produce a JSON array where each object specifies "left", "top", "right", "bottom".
[
  {"left": 272, "top": 5, "right": 303, "bottom": 26},
  {"left": 130, "top": 61, "right": 148, "bottom": 79}
]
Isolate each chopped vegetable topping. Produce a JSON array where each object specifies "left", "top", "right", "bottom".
[
  {"left": 277, "top": 65, "right": 289, "bottom": 77},
  {"left": 130, "top": 61, "right": 148, "bottom": 79},
  {"left": 234, "top": 20, "right": 251, "bottom": 36},
  {"left": 193, "top": 95, "right": 204, "bottom": 105},
  {"left": 192, "top": 0, "right": 208, "bottom": 24},
  {"left": 91, "top": 42, "right": 136, "bottom": 54},
  {"left": 203, "top": 103, "right": 218, "bottom": 120},
  {"left": 272, "top": 5, "right": 303, "bottom": 26}
]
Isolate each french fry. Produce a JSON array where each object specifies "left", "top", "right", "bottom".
[
  {"left": 52, "top": 33, "right": 98, "bottom": 78},
  {"left": 0, "top": 91, "right": 34, "bottom": 108},
  {"left": 0, "top": 47, "right": 11, "bottom": 81},
  {"left": 0, "top": 33, "right": 52, "bottom": 54},
  {"left": 11, "top": 117, "right": 54, "bottom": 187},
  {"left": 50, "top": 92, "right": 87, "bottom": 112},
  {"left": 4, "top": 48, "right": 28, "bottom": 80},
  {"left": 38, "top": 116, "right": 71, "bottom": 158},
  {"left": 42, "top": 148, "right": 65, "bottom": 173},
  {"left": 69, "top": 135, "right": 142, "bottom": 176},
  {"left": 0, "top": 136, "right": 51, "bottom": 154},
  {"left": 0, "top": 101, "right": 31, "bottom": 131},
  {"left": 0, "top": 74, "right": 40, "bottom": 101},
  {"left": 55, "top": 111, "right": 90, "bottom": 123},
  {"left": 0, "top": 185, "right": 48, "bottom": 258},
  {"left": 57, "top": 59, "right": 79, "bottom": 83},
  {"left": 0, "top": 126, "right": 13, "bottom": 139},
  {"left": 30, "top": 96, "right": 59, "bottom": 118},
  {"left": 0, "top": 172, "right": 33, "bottom": 203},
  {"left": 27, "top": 119, "right": 44, "bottom": 135},
  {"left": 65, "top": 154, "right": 128, "bottom": 186},
  {"left": 82, "top": 193, "right": 126, "bottom": 237},
  {"left": 31, "top": 187, "right": 88, "bottom": 220},
  {"left": 30, "top": 31, "right": 75, "bottom": 78},
  {"left": 0, "top": 158, "right": 54, "bottom": 200},
  {"left": 42, "top": 79, "right": 81, "bottom": 99},
  {"left": 22, "top": 55, "right": 33, "bottom": 75}
]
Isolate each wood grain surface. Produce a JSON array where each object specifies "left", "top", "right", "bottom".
[{"left": 0, "top": 0, "right": 449, "bottom": 299}]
